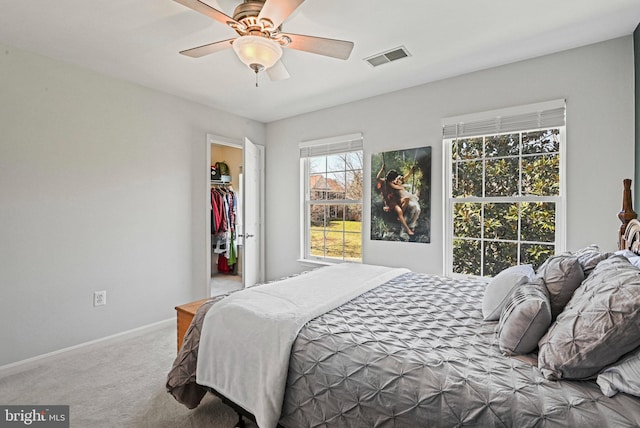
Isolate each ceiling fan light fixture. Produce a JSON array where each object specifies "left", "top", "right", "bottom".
[{"left": 232, "top": 35, "right": 282, "bottom": 71}]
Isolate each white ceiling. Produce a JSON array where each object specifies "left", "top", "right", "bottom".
[{"left": 1, "top": 0, "right": 639, "bottom": 123}]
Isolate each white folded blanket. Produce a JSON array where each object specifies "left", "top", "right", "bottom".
[{"left": 196, "top": 263, "right": 409, "bottom": 428}]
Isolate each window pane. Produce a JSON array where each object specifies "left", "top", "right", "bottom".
[
  {"left": 309, "top": 221, "right": 326, "bottom": 258},
  {"left": 452, "top": 160, "right": 483, "bottom": 197},
  {"left": 485, "top": 158, "right": 519, "bottom": 197},
  {"left": 332, "top": 205, "right": 343, "bottom": 220},
  {"left": 344, "top": 231, "right": 361, "bottom": 261},
  {"left": 326, "top": 154, "right": 346, "bottom": 172},
  {"left": 485, "top": 134, "right": 519, "bottom": 157},
  {"left": 522, "top": 154, "right": 559, "bottom": 196},
  {"left": 450, "top": 162, "right": 457, "bottom": 195},
  {"left": 521, "top": 243, "right": 555, "bottom": 270},
  {"left": 346, "top": 170, "right": 363, "bottom": 200},
  {"left": 453, "top": 239, "right": 481, "bottom": 276},
  {"left": 520, "top": 202, "right": 555, "bottom": 243},
  {"left": 484, "top": 241, "right": 517, "bottom": 276},
  {"left": 344, "top": 151, "right": 363, "bottom": 170},
  {"left": 309, "top": 174, "right": 328, "bottom": 201},
  {"left": 309, "top": 156, "right": 326, "bottom": 174},
  {"left": 310, "top": 243, "right": 325, "bottom": 257},
  {"left": 326, "top": 172, "right": 346, "bottom": 200},
  {"left": 310, "top": 204, "right": 327, "bottom": 227},
  {"left": 484, "top": 203, "right": 518, "bottom": 240},
  {"left": 340, "top": 206, "right": 362, "bottom": 261},
  {"left": 522, "top": 129, "right": 560, "bottom": 155},
  {"left": 453, "top": 202, "right": 481, "bottom": 238},
  {"left": 345, "top": 204, "right": 362, "bottom": 223},
  {"left": 454, "top": 137, "right": 483, "bottom": 160},
  {"left": 325, "top": 230, "right": 344, "bottom": 259}
]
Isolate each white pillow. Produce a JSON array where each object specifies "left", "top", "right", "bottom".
[
  {"left": 482, "top": 264, "right": 535, "bottom": 321},
  {"left": 615, "top": 249, "right": 640, "bottom": 268},
  {"left": 614, "top": 249, "right": 636, "bottom": 258},
  {"left": 597, "top": 348, "right": 640, "bottom": 397}
]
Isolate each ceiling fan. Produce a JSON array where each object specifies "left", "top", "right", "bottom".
[{"left": 174, "top": 0, "right": 354, "bottom": 83}]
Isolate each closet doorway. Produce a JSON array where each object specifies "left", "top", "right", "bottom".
[{"left": 206, "top": 134, "right": 264, "bottom": 296}]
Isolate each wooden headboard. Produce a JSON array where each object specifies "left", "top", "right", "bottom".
[
  {"left": 619, "top": 178, "right": 638, "bottom": 250},
  {"left": 624, "top": 219, "right": 640, "bottom": 253}
]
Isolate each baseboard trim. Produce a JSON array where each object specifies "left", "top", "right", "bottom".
[{"left": 0, "top": 318, "right": 175, "bottom": 374}]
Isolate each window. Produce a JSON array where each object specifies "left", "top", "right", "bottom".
[
  {"left": 443, "top": 100, "right": 566, "bottom": 277},
  {"left": 300, "top": 133, "right": 363, "bottom": 263}
]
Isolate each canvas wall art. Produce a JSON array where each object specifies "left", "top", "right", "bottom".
[{"left": 371, "top": 146, "right": 431, "bottom": 243}]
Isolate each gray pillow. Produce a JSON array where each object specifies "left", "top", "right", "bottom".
[
  {"left": 497, "top": 278, "right": 551, "bottom": 356},
  {"left": 570, "top": 244, "right": 612, "bottom": 276},
  {"left": 538, "top": 256, "right": 640, "bottom": 380},
  {"left": 482, "top": 264, "right": 534, "bottom": 321},
  {"left": 597, "top": 347, "right": 640, "bottom": 397},
  {"left": 536, "top": 254, "right": 584, "bottom": 320}
]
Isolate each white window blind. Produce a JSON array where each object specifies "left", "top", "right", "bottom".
[
  {"left": 442, "top": 99, "right": 566, "bottom": 139},
  {"left": 299, "top": 133, "right": 363, "bottom": 157}
]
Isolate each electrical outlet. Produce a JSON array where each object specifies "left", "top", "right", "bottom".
[{"left": 94, "top": 290, "right": 107, "bottom": 307}]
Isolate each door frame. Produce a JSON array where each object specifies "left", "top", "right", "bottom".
[{"left": 205, "top": 133, "right": 265, "bottom": 296}]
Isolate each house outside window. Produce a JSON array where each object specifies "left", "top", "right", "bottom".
[
  {"left": 300, "top": 133, "right": 363, "bottom": 263},
  {"left": 443, "top": 100, "right": 566, "bottom": 277}
]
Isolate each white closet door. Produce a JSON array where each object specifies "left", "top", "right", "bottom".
[{"left": 242, "top": 137, "right": 263, "bottom": 287}]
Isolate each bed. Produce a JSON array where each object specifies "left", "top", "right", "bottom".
[{"left": 168, "top": 180, "right": 640, "bottom": 428}]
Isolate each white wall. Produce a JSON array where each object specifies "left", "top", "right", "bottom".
[
  {"left": 1, "top": 36, "right": 634, "bottom": 366},
  {"left": 264, "top": 37, "right": 635, "bottom": 281},
  {"left": 0, "top": 43, "right": 264, "bottom": 366}
]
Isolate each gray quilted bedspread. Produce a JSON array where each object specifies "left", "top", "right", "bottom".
[{"left": 278, "top": 272, "right": 640, "bottom": 428}]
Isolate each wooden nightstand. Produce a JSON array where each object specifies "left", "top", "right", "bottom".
[{"left": 175, "top": 298, "right": 210, "bottom": 352}]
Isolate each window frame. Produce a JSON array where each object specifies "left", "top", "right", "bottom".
[
  {"left": 442, "top": 101, "right": 566, "bottom": 277},
  {"left": 299, "top": 133, "right": 364, "bottom": 265}
]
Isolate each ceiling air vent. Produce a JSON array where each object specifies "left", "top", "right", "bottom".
[{"left": 364, "top": 46, "right": 411, "bottom": 67}]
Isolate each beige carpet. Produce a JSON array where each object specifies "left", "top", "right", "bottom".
[{"left": 0, "top": 323, "right": 257, "bottom": 428}]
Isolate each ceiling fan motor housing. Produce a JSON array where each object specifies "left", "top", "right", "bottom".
[
  {"left": 231, "top": 0, "right": 283, "bottom": 41},
  {"left": 233, "top": 1, "right": 266, "bottom": 22}
]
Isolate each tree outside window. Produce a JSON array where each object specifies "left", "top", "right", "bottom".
[{"left": 449, "top": 129, "right": 562, "bottom": 276}]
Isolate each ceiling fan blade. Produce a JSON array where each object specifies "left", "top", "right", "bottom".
[
  {"left": 173, "top": 0, "right": 239, "bottom": 27},
  {"left": 258, "top": 0, "right": 305, "bottom": 28},
  {"left": 267, "top": 60, "right": 290, "bottom": 81},
  {"left": 282, "top": 33, "right": 354, "bottom": 60},
  {"left": 179, "top": 38, "right": 235, "bottom": 58}
]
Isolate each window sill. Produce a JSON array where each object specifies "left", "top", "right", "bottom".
[
  {"left": 297, "top": 258, "right": 336, "bottom": 268},
  {"left": 297, "top": 258, "right": 362, "bottom": 268}
]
